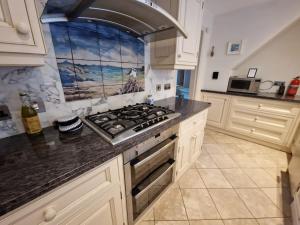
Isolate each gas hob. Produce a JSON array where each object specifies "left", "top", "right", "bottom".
[{"left": 82, "top": 103, "right": 180, "bottom": 145}]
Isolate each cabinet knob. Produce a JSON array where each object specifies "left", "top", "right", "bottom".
[
  {"left": 177, "top": 54, "right": 182, "bottom": 58},
  {"left": 251, "top": 128, "right": 255, "bottom": 133},
  {"left": 15, "top": 22, "right": 30, "bottom": 35},
  {"left": 254, "top": 116, "right": 259, "bottom": 121},
  {"left": 258, "top": 104, "right": 263, "bottom": 109},
  {"left": 44, "top": 207, "right": 57, "bottom": 222}
]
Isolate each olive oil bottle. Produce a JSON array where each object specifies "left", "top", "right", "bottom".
[{"left": 20, "top": 93, "right": 42, "bottom": 135}]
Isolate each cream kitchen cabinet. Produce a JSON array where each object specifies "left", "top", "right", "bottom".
[
  {"left": 176, "top": 109, "right": 207, "bottom": 179},
  {"left": 201, "top": 92, "right": 230, "bottom": 128},
  {"left": 0, "top": 0, "right": 46, "bottom": 66},
  {"left": 201, "top": 91, "right": 300, "bottom": 152},
  {"left": 291, "top": 125, "right": 300, "bottom": 156},
  {"left": 0, "top": 155, "right": 127, "bottom": 225},
  {"left": 150, "top": 0, "right": 204, "bottom": 70}
]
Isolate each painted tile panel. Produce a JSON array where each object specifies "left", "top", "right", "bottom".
[
  {"left": 50, "top": 24, "right": 72, "bottom": 59},
  {"left": 50, "top": 21, "right": 145, "bottom": 102},
  {"left": 74, "top": 60, "right": 104, "bottom": 99}
]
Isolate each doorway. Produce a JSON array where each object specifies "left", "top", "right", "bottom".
[{"left": 176, "top": 70, "right": 191, "bottom": 99}]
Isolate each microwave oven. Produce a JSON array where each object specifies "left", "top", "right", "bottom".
[{"left": 227, "top": 77, "right": 261, "bottom": 94}]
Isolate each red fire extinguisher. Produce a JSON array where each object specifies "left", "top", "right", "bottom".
[{"left": 287, "top": 76, "right": 300, "bottom": 96}]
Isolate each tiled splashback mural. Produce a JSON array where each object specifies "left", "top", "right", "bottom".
[{"left": 50, "top": 21, "right": 145, "bottom": 101}]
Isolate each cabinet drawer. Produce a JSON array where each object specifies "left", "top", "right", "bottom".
[
  {"left": 229, "top": 108, "right": 293, "bottom": 132},
  {"left": 231, "top": 97, "right": 300, "bottom": 117},
  {"left": 226, "top": 120, "right": 289, "bottom": 145},
  {"left": 0, "top": 156, "right": 122, "bottom": 225}
]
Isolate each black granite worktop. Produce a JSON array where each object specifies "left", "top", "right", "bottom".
[
  {"left": 0, "top": 97, "right": 210, "bottom": 217},
  {"left": 202, "top": 89, "right": 300, "bottom": 103}
]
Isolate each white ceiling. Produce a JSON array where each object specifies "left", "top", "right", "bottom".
[{"left": 205, "top": 0, "right": 274, "bottom": 16}]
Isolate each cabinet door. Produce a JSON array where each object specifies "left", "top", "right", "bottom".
[
  {"left": 189, "top": 130, "right": 204, "bottom": 163},
  {"left": 0, "top": 0, "right": 45, "bottom": 55},
  {"left": 60, "top": 186, "right": 124, "bottom": 225},
  {"left": 176, "top": 0, "right": 203, "bottom": 64},
  {"left": 176, "top": 132, "right": 191, "bottom": 177},
  {"left": 202, "top": 94, "right": 230, "bottom": 128}
]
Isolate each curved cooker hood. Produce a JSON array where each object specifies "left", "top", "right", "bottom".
[{"left": 41, "top": 0, "right": 188, "bottom": 42}]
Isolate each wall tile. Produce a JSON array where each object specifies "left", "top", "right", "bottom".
[{"left": 50, "top": 24, "right": 72, "bottom": 59}]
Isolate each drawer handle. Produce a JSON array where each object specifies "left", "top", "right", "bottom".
[
  {"left": 44, "top": 207, "right": 57, "bottom": 222},
  {"left": 251, "top": 128, "right": 255, "bottom": 133},
  {"left": 15, "top": 22, "right": 30, "bottom": 35}
]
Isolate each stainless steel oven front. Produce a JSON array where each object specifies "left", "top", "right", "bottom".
[{"left": 123, "top": 125, "right": 178, "bottom": 225}]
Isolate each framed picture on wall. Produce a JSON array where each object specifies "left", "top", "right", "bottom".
[
  {"left": 247, "top": 68, "right": 258, "bottom": 78},
  {"left": 227, "top": 40, "right": 243, "bottom": 55}
]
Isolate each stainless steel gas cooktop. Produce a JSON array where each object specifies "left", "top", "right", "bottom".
[{"left": 82, "top": 103, "right": 180, "bottom": 145}]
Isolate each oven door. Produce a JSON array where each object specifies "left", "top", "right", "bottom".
[
  {"left": 132, "top": 159, "right": 175, "bottom": 220},
  {"left": 125, "top": 135, "right": 177, "bottom": 224},
  {"left": 129, "top": 135, "right": 177, "bottom": 189}
]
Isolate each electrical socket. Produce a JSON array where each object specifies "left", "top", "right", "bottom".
[
  {"left": 156, "top": 84, "right": 162, "bottom": 92},
  {"left": 274, "top": 81, "right": 285, "bottom": 86},
  {"left": 0, "top": 105, "right": 11, "bottom": 121}
]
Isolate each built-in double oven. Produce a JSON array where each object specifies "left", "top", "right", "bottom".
[{"left": 123, "top": 125, "right": 178, "bottom": 225}]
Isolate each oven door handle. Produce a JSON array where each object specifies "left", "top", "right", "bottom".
[
  {"left": 131, "top": 136, "right": 177, "bottom": 169},
  {"left": 132, "top": 161, "right": 175, "bottom": 199}
]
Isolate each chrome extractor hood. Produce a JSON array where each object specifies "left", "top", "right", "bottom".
[{"left": 41, "top": 0, "right": 188, "bottom": 42}]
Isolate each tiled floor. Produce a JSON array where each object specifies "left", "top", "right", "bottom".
[{"left": 137, "top": 129, "right": 292, "bottom": 225}]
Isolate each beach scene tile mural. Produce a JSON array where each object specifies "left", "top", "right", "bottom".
[{"left": 50, "top": 21, "right": 145, "bottom": 101}]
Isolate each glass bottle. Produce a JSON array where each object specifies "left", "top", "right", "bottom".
[{"left": 20, "top": 93, "right": 42, "bottom": 135}]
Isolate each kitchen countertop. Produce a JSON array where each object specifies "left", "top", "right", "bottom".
[
  {"left": 0, "top": 97, "right": 210, "bottom": 217},
  {"left": 202, "top": 89, "right": 300, "bottom": 103}
]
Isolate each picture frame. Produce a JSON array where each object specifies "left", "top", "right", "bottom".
[
  {"left": 227, "top": 40, "right": 243, "bottom": 55},
  {"left": 247, "top": 68, "right": 258, "bottom": 78}
]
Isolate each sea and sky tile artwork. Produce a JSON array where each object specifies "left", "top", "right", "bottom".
[{"left": 50, "top": 20, "right": 145, "bottom": 101}]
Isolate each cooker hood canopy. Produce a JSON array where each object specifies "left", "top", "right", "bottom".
[{"left": 41, "top": 0, "right": 188, "bottom": 42}]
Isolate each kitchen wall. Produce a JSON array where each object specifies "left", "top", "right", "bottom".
[
  {"left": 233, "top": 18, "right": 300, "bottom": 94},
  {"left": 0, "top": 1, "right": 177, "bottom": 139},
  {"left": 201, "top": 0, "right": 300, "bottom": 92}
]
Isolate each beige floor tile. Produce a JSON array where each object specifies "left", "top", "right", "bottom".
[
  {"left": 247, "top": 154, "right": 277, "bottom": 168},
  {"left": 210, "top": 154, "right": 238, "bottom": 168},
  {"left": 237, "top": 143, "right": 269, "bottom": 154},
  {"left": 261, "top": 188, "right": 292, "bottom": 216},
  {"left": 209, "top": 189, "right": 252, "bottom": 219},
  {"left": 155, "top": 221, "right": 189, "bottom": 225},
  {"left": 213, "top": 134, "right": 241, "bottom": 144},
  {"left": 189, "top": 220, "right": 224, "bottom": 225},
  {"left": 221, "top": 169, "right": 257, "bottom": 188},
  {"left": 154, "top": 188, "right": 187, "bottom": 220},
  {"left": 269, "top": 154, "right": 291, "bottom": 168},
  {"left": 223, "top": 219, "right": 259, "bottom": 225},
  {"left": 142, "top": 208, "right": 154, "bottom": 221},
  {"left": 242, "top": 168, "right": 279, "bottom": 187},
  {"left": 178, "top": 169, "right": 206, "bottom": 188},
  {"left": 203, "top": 144, "right": 226, "bottom": 155},
  {"left": 203, "top": 135, "right": 217, "bottom": 144},
  {"left": 181, "top": 189, "right": 220, "bottom": 220},
  {"left": 263, "top": 168, "right": 289, "bottom": 188},
  {"left": 256, "top": 218, "right": 292, "bottom": 225},
  {"left": 137, "top": 221, "right": 155, "bottom": 225},
  {"left": 194, "top": 154, "right": 218, "bottom": 169},
  {"left": 236, "top": 188, "right": 284, "bottom": 218},
  {"left": 220, "top": 144, "right": 244, "bottom": 154},
  {"left": 229, "top": 154, "right": 260, "bottom": 168},
  {"left": 198, "top": 169, "right": 232, "bottom": 188}
]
